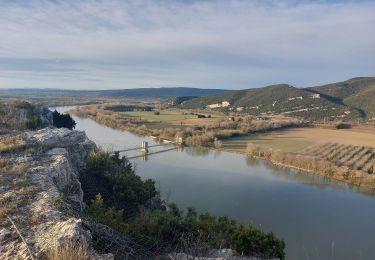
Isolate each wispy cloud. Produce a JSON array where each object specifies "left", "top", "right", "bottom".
[{"left": 0, "top": 0, "right": 374, "bottom": 89}]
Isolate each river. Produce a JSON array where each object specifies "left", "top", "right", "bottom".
[{"left": 53, "top": 106, "right": 375, "bottom": 260}]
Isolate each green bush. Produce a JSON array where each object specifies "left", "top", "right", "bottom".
[
  {"left": 52, "top": 110, "right": 76, "bottom": 129},
  {"left": 85, "top": 150, "right": 158, "bottom": 205},
  {"left": 232, "top": 225, "right": 285, "bottom": 258},
  {"left": 86, "top": 193, "right": 128, "bottom": 232},
  {"left": 128, "top": 205, "right": 285, "bottom": 259},
  {"left": 11, "top": 100, "right": 44, "bottom": 130},
  {"left": 26, "top": 112, "right": 44, "bottom": 130}
]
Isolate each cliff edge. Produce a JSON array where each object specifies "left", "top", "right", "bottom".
[{"left": 0, "top": 128, "right": 110, "bottom": 259}]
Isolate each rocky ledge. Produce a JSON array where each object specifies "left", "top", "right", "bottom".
[{"left": 0, "top": 128, "right": 111, "bottom": 259}]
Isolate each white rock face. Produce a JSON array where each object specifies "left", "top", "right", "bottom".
[{"left": 0, "top": 128, "right": 112, "bottom": 259}]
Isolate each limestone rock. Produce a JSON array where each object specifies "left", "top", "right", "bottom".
[{"left": 0, "top": 127, "right": 108, "bottom": 259}]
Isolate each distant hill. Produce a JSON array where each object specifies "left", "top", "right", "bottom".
[
  {"left": 0, "top": 87, "right": 228, "bottom": 100},
  {"left": 182, "top": 78, "right": 375, "bottom": 121},
  {"left": 309, "top": 77, "right": 375, "bottom": 119}
]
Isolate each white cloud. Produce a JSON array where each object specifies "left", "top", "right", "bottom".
[{"left": 0, "top": 0, "right": 374, "bottom": 89}]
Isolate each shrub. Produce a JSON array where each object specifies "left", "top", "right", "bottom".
[
  {"left": 8, "top": 100, "right": 44, "bottom": 130},
  {"left": 52, "top": 194, "right": 65, "bottom": 210},
  {"left": 246, "top": 143, "right": 261, "bottom": 156},
  {"left": 85, "top": 150, "right": 114, "bottom": 177},
  {"left": 26, "top": 112, "right": 43, "bottom": 130},
  {"left": 85, "top": 150, "right": 158, "bottom": 205},
  {"left": 52, "top": 110, "right": 76, "bottom": 129},
  {"left": 232, "top": 226, "right": 285, "bottom": 258},
  {"left": 335, "top": 122, "right": 351, "bottom": 129},
  {"left": 128, "top": 205, "right": 285, "bottom": 259},
  {"left": 86, "top": 194, "right": 128, "bottom": 232}
]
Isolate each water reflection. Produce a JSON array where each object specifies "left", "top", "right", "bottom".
[
  {"left": 260, "top": 159, "right": 375, "bottom": 197},
  {"left": 51, "top": 106, "right": 375, "bottom": 260},
  {"left": 245, "top": 156, "right": 262, "bottom": 167},
  {"left": 183, "top": 146, "right": 211, "bottom": 157}
]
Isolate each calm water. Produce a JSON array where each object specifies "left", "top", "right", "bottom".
[{"left": 54, "top": 106, "right": 375, "bottom": 260}]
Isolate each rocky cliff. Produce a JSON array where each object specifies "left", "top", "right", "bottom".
[{"left": 0, "top": 128, "right": 110, "bottom": 259}]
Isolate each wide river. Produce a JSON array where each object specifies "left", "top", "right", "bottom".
[{"left": 54, "top": 106, "right": 375, "bottom": 260}]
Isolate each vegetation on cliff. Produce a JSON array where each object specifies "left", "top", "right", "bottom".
[
  {"left": 84, "top": 151, "right": 157, "bottom": 205},
  {"left": 52, "top": 110, "right": 76, "bottom": 130},
  {"left": 0, "top": 100, "right": 46, "bottom": 130},
  {"left": 82, "top": 150, "right": 286, "bottom": 259}
]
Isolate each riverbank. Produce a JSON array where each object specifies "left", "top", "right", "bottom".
[
  {"left": 243, "top": 145, "right": 375, "bottom": 190},
  {"left": 68, "top": 105, "right": 303, "bottom": 147},
  {"left": 67, "top": 106, "right": 375, "bottom": 191}
]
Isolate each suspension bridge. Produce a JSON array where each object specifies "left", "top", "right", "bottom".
[{"left": 112, "top": 137, "right": 184, "bottom": 160}]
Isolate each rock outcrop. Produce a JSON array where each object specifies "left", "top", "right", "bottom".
[{"left": 0, "top": 128, "right": 109, "bottom": 259}]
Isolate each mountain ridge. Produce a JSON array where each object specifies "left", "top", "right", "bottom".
[{"left": 181, "top": 77, "right": 375, "bottom": 120}]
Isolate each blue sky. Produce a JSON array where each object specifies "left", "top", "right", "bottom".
[{"left": 0, "top": 0, "right": 374, "bottom": 90}]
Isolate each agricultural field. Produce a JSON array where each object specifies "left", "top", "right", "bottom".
[
  {"left": 301, "top": 142, "right": 375, "bottom": 174},
  {"left": 222, "top": 133, "right": 312, "bottom": 153},
  {"left": 122, "top": 109, "right": 225, "bottom": 126},
  {"left": 222, "top": 125, "right": 375, "bottom": 153}
]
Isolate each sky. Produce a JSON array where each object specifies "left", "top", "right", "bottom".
[{"left": 0, "top": 0, "right": 374, "bottom": 90}]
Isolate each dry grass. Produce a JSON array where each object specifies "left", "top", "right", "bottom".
[
  {"left": 0, "top": 157, "right": 6, "bottom": 168},
  {"left": 29, "top": 215, "right": 42, "bottom": 226},
  {"left": 0, "top": 207, "right": 7, "bottom": 224},
  {"left": 269, "top": 126, "right": 375, "bottom": 148},
  {"left": 0, "top": 162, "right": 27, "bottom": 179},
  {"left": 45, "top": 241, "right": 94, "bottom": 260},
  {"left": 0, "top": 134, "right": 26, "bottom": 153}
]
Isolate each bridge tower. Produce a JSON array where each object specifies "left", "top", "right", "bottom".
[
  {"left": 175, "top": 136, "right": 183, "bottom": 145},
  {"left": 141, "top": 141, "right": 148, "bottom": 154}
]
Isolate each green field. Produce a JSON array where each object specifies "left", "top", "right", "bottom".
[
  {"left": 145, "top": 122, "right": 189, "bottom": 130},
  {"left": 122, "top": 110, "right": 194, "bottom": 121},
  {"left": 122, "top": 110, "right": 224, "bottom": 123},
  {"left": 222, "top": 134, "right": 313, "bottom": 153}
]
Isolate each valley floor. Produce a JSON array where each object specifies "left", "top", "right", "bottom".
[{"left": 222, "top": 125, "right": 375, "bottom": 154}]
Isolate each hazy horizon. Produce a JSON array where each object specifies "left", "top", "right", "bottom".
[
  {"left": 0, "top": 0, "right": 374, "bottom": 90},
  {"left": 1, "top": 75, "right": 374, "bottom": 91}
]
